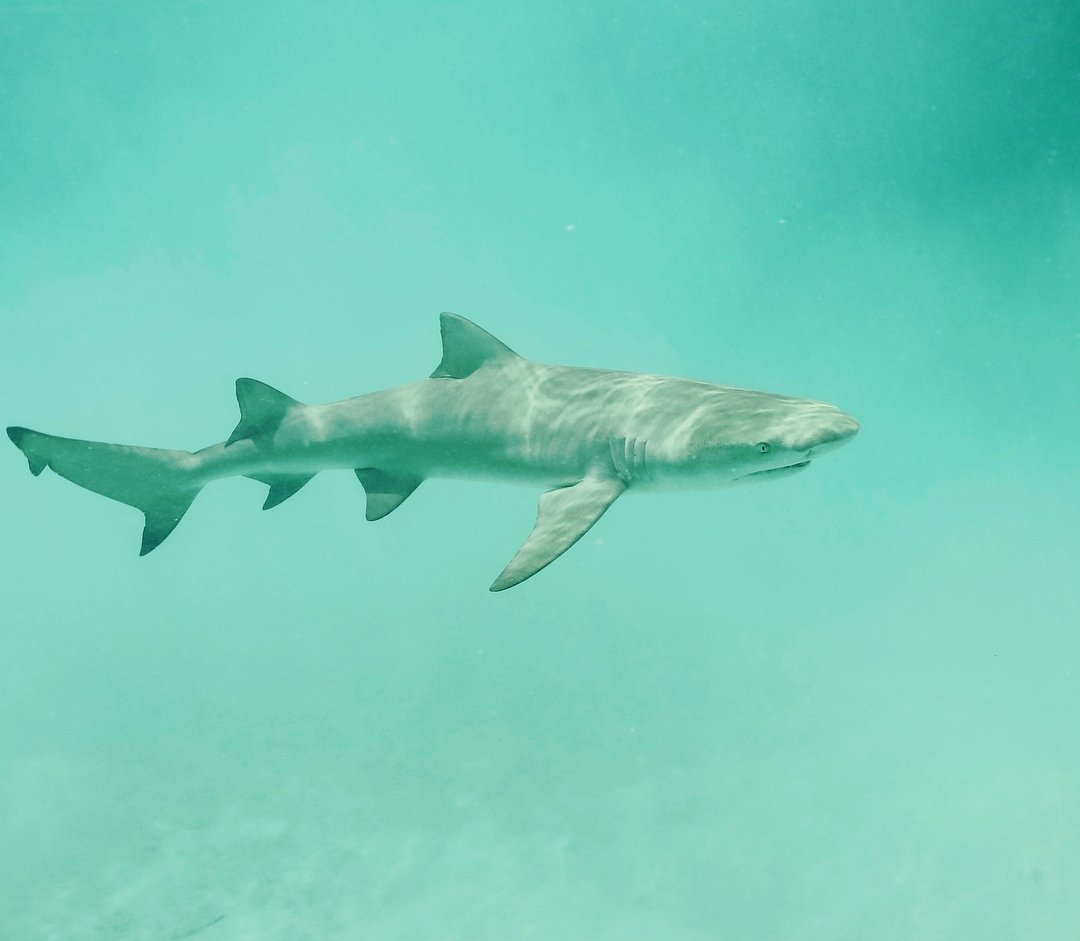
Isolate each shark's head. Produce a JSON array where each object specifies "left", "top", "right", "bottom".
[{"left": 672, "top": 389, "right": 859, "bottom": 487}]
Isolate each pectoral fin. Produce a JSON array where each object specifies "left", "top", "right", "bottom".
[{"left": 490, "top": 473, "right": 626, "bottom": 592}]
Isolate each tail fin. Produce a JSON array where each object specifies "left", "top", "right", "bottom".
[{"left": 7, "top": 426, "right": 202, "bottom": 555}]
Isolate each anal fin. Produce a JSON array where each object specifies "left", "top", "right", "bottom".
[
  {"left": 355, "top": 468, "right": 423, "bottom": 521},
  {"left": 246, "top": 472, "right": 315, "bottom": 510},
  {"left": 490, "top": 472, "right": 625, "bottom": 592}
]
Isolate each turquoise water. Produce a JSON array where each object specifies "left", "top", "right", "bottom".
[{"left": 2, "top": 3, "right": 1078, "bottom": 938}]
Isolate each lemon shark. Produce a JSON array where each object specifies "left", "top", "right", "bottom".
[{"left": 7, "top": 313, "right": 859, "bottom": 591}]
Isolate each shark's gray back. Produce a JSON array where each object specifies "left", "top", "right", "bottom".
[{"left": 389, "top": 357, "right": 812, "bottom": 489}]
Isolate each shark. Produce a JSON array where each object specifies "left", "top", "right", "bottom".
[{"left": 7, "top": 313, "right": 859, "bottom": 591}]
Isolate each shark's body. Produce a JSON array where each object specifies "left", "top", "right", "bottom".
[{"left": 8, "top": 313, "right": 859, "bottom": 590}]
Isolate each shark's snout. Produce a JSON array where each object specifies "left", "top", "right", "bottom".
[
  {"left": 806, "top": 410, "right": 859, "bottom": 455},
  {"left": 830, "top": 412, "right": 860, "bottom": 442}
]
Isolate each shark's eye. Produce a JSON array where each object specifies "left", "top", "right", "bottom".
[{"left": 757, "top": 442, "right": 771, "bottom": 453}]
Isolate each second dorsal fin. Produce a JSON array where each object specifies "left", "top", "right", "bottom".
[
  {"left": 430, "top": 312, "right": 521, "bottom": 379},
  {"left": 227, "top": 379, "right": 301, "bottom": 447}
]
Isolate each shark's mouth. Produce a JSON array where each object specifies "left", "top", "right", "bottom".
[{"left": 745, "top": 459, "right": 811, "bottom": 478}]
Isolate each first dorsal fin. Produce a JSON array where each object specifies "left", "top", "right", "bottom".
[
  {"left": 227, "top": 379, "right": 302, "bottom": 447},
  {"left": 430, "top": 312, "right": 521, "bottom": 379}
]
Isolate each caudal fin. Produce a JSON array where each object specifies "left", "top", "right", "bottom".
[{"left": 7, "top": 426, "right": 202, "bottom": 555}]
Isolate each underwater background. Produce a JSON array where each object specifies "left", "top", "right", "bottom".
[{"left": 2, "top": 2, "right": 1078, "bottom": 938}]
